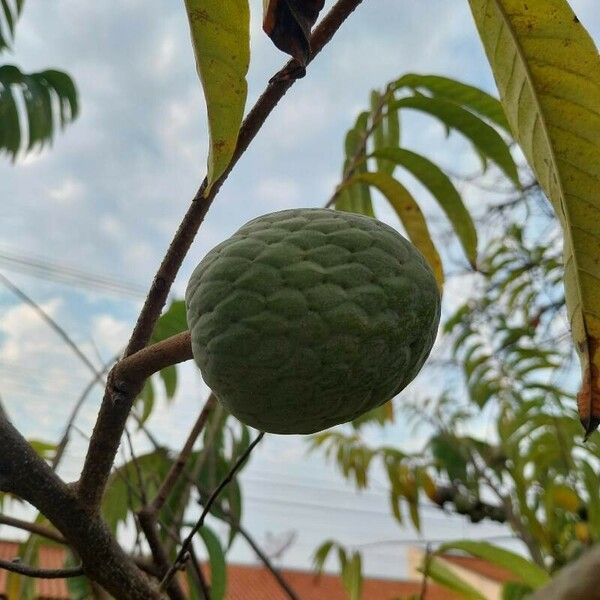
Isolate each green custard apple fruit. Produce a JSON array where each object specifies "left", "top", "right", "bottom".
[{"left": 186, "top": 208, "right": 440, "bottom": 434}]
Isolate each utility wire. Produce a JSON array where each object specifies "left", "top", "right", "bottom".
[
  {"left": 352, "top": 534, "right": 519, "bottom": 549},
  {"left": 0, "top": 248, "right": 146, "bottom": 298}
]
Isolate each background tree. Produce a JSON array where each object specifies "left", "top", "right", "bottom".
[
  {"left": 0, "top": 0, "right": 78, "bottom": 159},
  {"left": 0, "top": 1, "right": 598, "bottom": 599}
]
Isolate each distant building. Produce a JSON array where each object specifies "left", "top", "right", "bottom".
[
  {"left": 0, "top": 539, "right": 517, "bottom": 599},
  {"left": 408, "top": 547, "right": 518, "bottom": 600}
]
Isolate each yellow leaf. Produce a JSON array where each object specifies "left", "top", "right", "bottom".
[
  {"left": 184, "top": 0, "right": 250, "bottom": 194},
  {"left": 550, "top": 484, "right": 581, "bottom": 512},
  {"left": 420, "top": 470, "right": 438, "bottom": 502},
  {"left": 468, "top": 0, "right": 600, "bottom": 434},
  {"left": 575, "top": 522, "right": 591, "bottom": 543},
  {"left": 343, "top": 172, "right": 444, "bottom": 289}
]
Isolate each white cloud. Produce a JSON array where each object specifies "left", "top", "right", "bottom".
[
  {"left": 0, "top": 296, "right": 97, "bottom": 441},
  {"left": 91, "top": 314, "right": 130, "bottom": 355},
  {"left": 154, "top": 33, "right": 178, "bottom": 75},
  {"left": 255, "top": 176, "right": 301, "bottom": 209},
  {"left": 261, "top": 87, "right": 336, "bottom": 150},
  {"left": 3, "top": 0, "right": 598, "bottom": 577},
  {"left": 48, "top": 177, "right": 86, "bottom": 207},
  {"left": 0, "top": 298, "right": 62, "bottom": 362}
]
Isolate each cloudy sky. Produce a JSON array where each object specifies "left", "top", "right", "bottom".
[{"left": 1, "top": 0, "right": 599, "bottom": 581}]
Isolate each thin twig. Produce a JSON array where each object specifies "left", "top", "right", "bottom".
[
  {"left": 52, "top": 353, "right": 119, "bottom": 471},
  {"left": 419, "top": 544, "right": 432, "bottom": 600},
  {"left": 187, "top": 542, "right": 211, "bottom": 600},
  {"left": 0, "top": 272, "right": 100, "bottom": 376},
  {"left": 150, "top": 393, "right": 217, "bottom": 515},
  {"left": 78, "top": 0, "right": 365, "bottom": 512},
  {"left": 196, "top": 489, "right": 300, "bottom": 600},
  {"left": 164, "top": 404, "right": 226, "bottom": 557},
  {"left": 0, "top": 557, "right": 83, "bottom": 578},
  {"left": 160, "top": 431, "right": 265, "bottom": 591},
  {"left": 0, "top": 514, "right": 66, "bottom": 544},
  {"left": 125, "top": 427, "right": 148, "bottom": 506},
  {"left": 325, "top": 84, "right": 392, "bottom": 207},
  {"left": 137, "top": 511, "right": 187, "bottom": 600}
]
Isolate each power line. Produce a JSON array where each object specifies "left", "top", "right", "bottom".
[
  {"left": 241, "top": 475, "right": 468, "bottom": 516},
  {"left": 352, "top": 534, "right": 519, "bottom": 549},
  {"left": 0, "top": 247, "right": 147, "bottom": 298}
]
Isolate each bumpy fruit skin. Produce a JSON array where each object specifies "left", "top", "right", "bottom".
[{"left": 186, "top": 208, "right": 440, "bottom": 434}]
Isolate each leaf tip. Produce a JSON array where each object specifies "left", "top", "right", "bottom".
[
  {"left": 578, "top": 354, "right": 600, "bottom": 440},
  {"left": 581, "top": 415, "right": 600, "bottom": 441}
]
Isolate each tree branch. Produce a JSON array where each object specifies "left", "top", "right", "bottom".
[
  {"left": 137, "top": 511, "right": 187, "bottom": 600},
  {"left": 187, "top": 542, "right": 211, "bottom": 600},
  {"left": 160, "top": 431, "right": 265, "bottom": 591},
  {"left": 0, "top": 415, "right": 165, "bottom": 599},
  {"left": 531, "top": 545, "right": 600, "bottom": 600},
  {"left": 197, "top": 490, "right": 299, "bottom": 600},
  {"left": 116, "top": 331, "right": 193, "bottom": 385},
  {"left": 471, "top": 451, "right": 544, "bottom": 567},
  {"left": 0, "top": 557, "right": 83, "bottom": 578},
  {"left": 52, "top": 353, "right": 119, "bottom": 471},
  {"left": 0, "top": 514, "right": 66, "bottom": 544},
  {"left": 77, "top": 0, "right": 365, "bottom": 513},
  {"left": 149, "top": 393, "right": 216, "bottom": 515}
]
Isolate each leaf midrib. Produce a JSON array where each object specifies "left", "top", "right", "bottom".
[{"left": 490, "top": 0, "right": 589, "bottom": 364}]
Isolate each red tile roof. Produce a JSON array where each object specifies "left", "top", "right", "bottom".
[
  {"left": 0, "top": 540, "right": 463, "bottom": 599},
  {"left": 206, "top": 563, "right": 457, "bottom": 600},
  {"left": 0, "top": 541, "right": 69, "bottom": 599}
]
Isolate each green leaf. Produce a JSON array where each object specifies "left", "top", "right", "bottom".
[
  {"left": 159, "top": 364, "right": 177, "bottom": 400},
  {"left": 386, "top": 94, "right": 400, "bottom": 157},
  {"left": 444, "top": 305, "right": 470, "bottom": 334},
  {"left": 28, "top": 439, "right": 57, "bottom": 461},
  {"left": 468, "top": 0, "right": 600, "bottom": 433},
  {"left": 371, "top": 147, "right": 477, "bottom": 266},
  {"left": 40, "top": 70, "right": 79, "bottom": 126},
  {"left": 394, "top": 73, "right": 510, "bottom": 132},
  {"left": 198, "top": 526, "right": 226, "bottom": 600},
  {"left": 408, "top": 497, "right": 420, "bottom": 532},
  {"left": 102, "top": 450, "right": 172, "bottom": 532},
  {"left": 344, "top": 171, "right": 443, "bottom": 288},
  {"left": 343, "top": 551, "right": 362, "bottom": 600},
  {"left": 389, "top": 489, "right": 403, "bottom": 524},
  {"left": 224, "top": 476, "right": 242, "bottom": 549},
  {"left": 0, "top": 0, "right": 25, "bottom": 51},
  {"left": 22, "top": 74, "right": 52, "bottom": 150},
  {"left": 582, "top": 461, "right": 600, "bottom": 532},
  {"left": 391, "top": 95, "right": 519, "bottom": 185},
  {"left": 313, "top": 540, "right": 336, "bottom": 573},
  {"left": 351, "top": 400, "right": 394, "bottom": 429},
  {"left": 502, "top": 582, "right": 534, "bottom": 600},
  {"left": 184, "top": 0, "right": 250, "bottom": 194},
  {"left": 151, "top": 300, "right": 188, "bottom": 342},
  {"left": 0, "top": 84, "right": 19, "bottom": 157},
  {"left": 424, "top": 556, "right": 486, "bottom": 600},
  {"left": 438, "top": 541, "right": 549, "bottom": 589},
  {"left": 430, "top": 434, "right": 468, "bottom": 482},
  {"left": 371, "top": 90, "right": 395, "bottom": 175},
  {"left": 0, "top": 65, "right": 78, "bottom": 159},
  {"left": 0, "top": 0, "right": 15, "bottom": 48},
  {"left": 337, "top": 111, "right": 374, "bottom": 217},
  {"left": 137, "top": 379, "right": 155, "bottom": 425}
]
